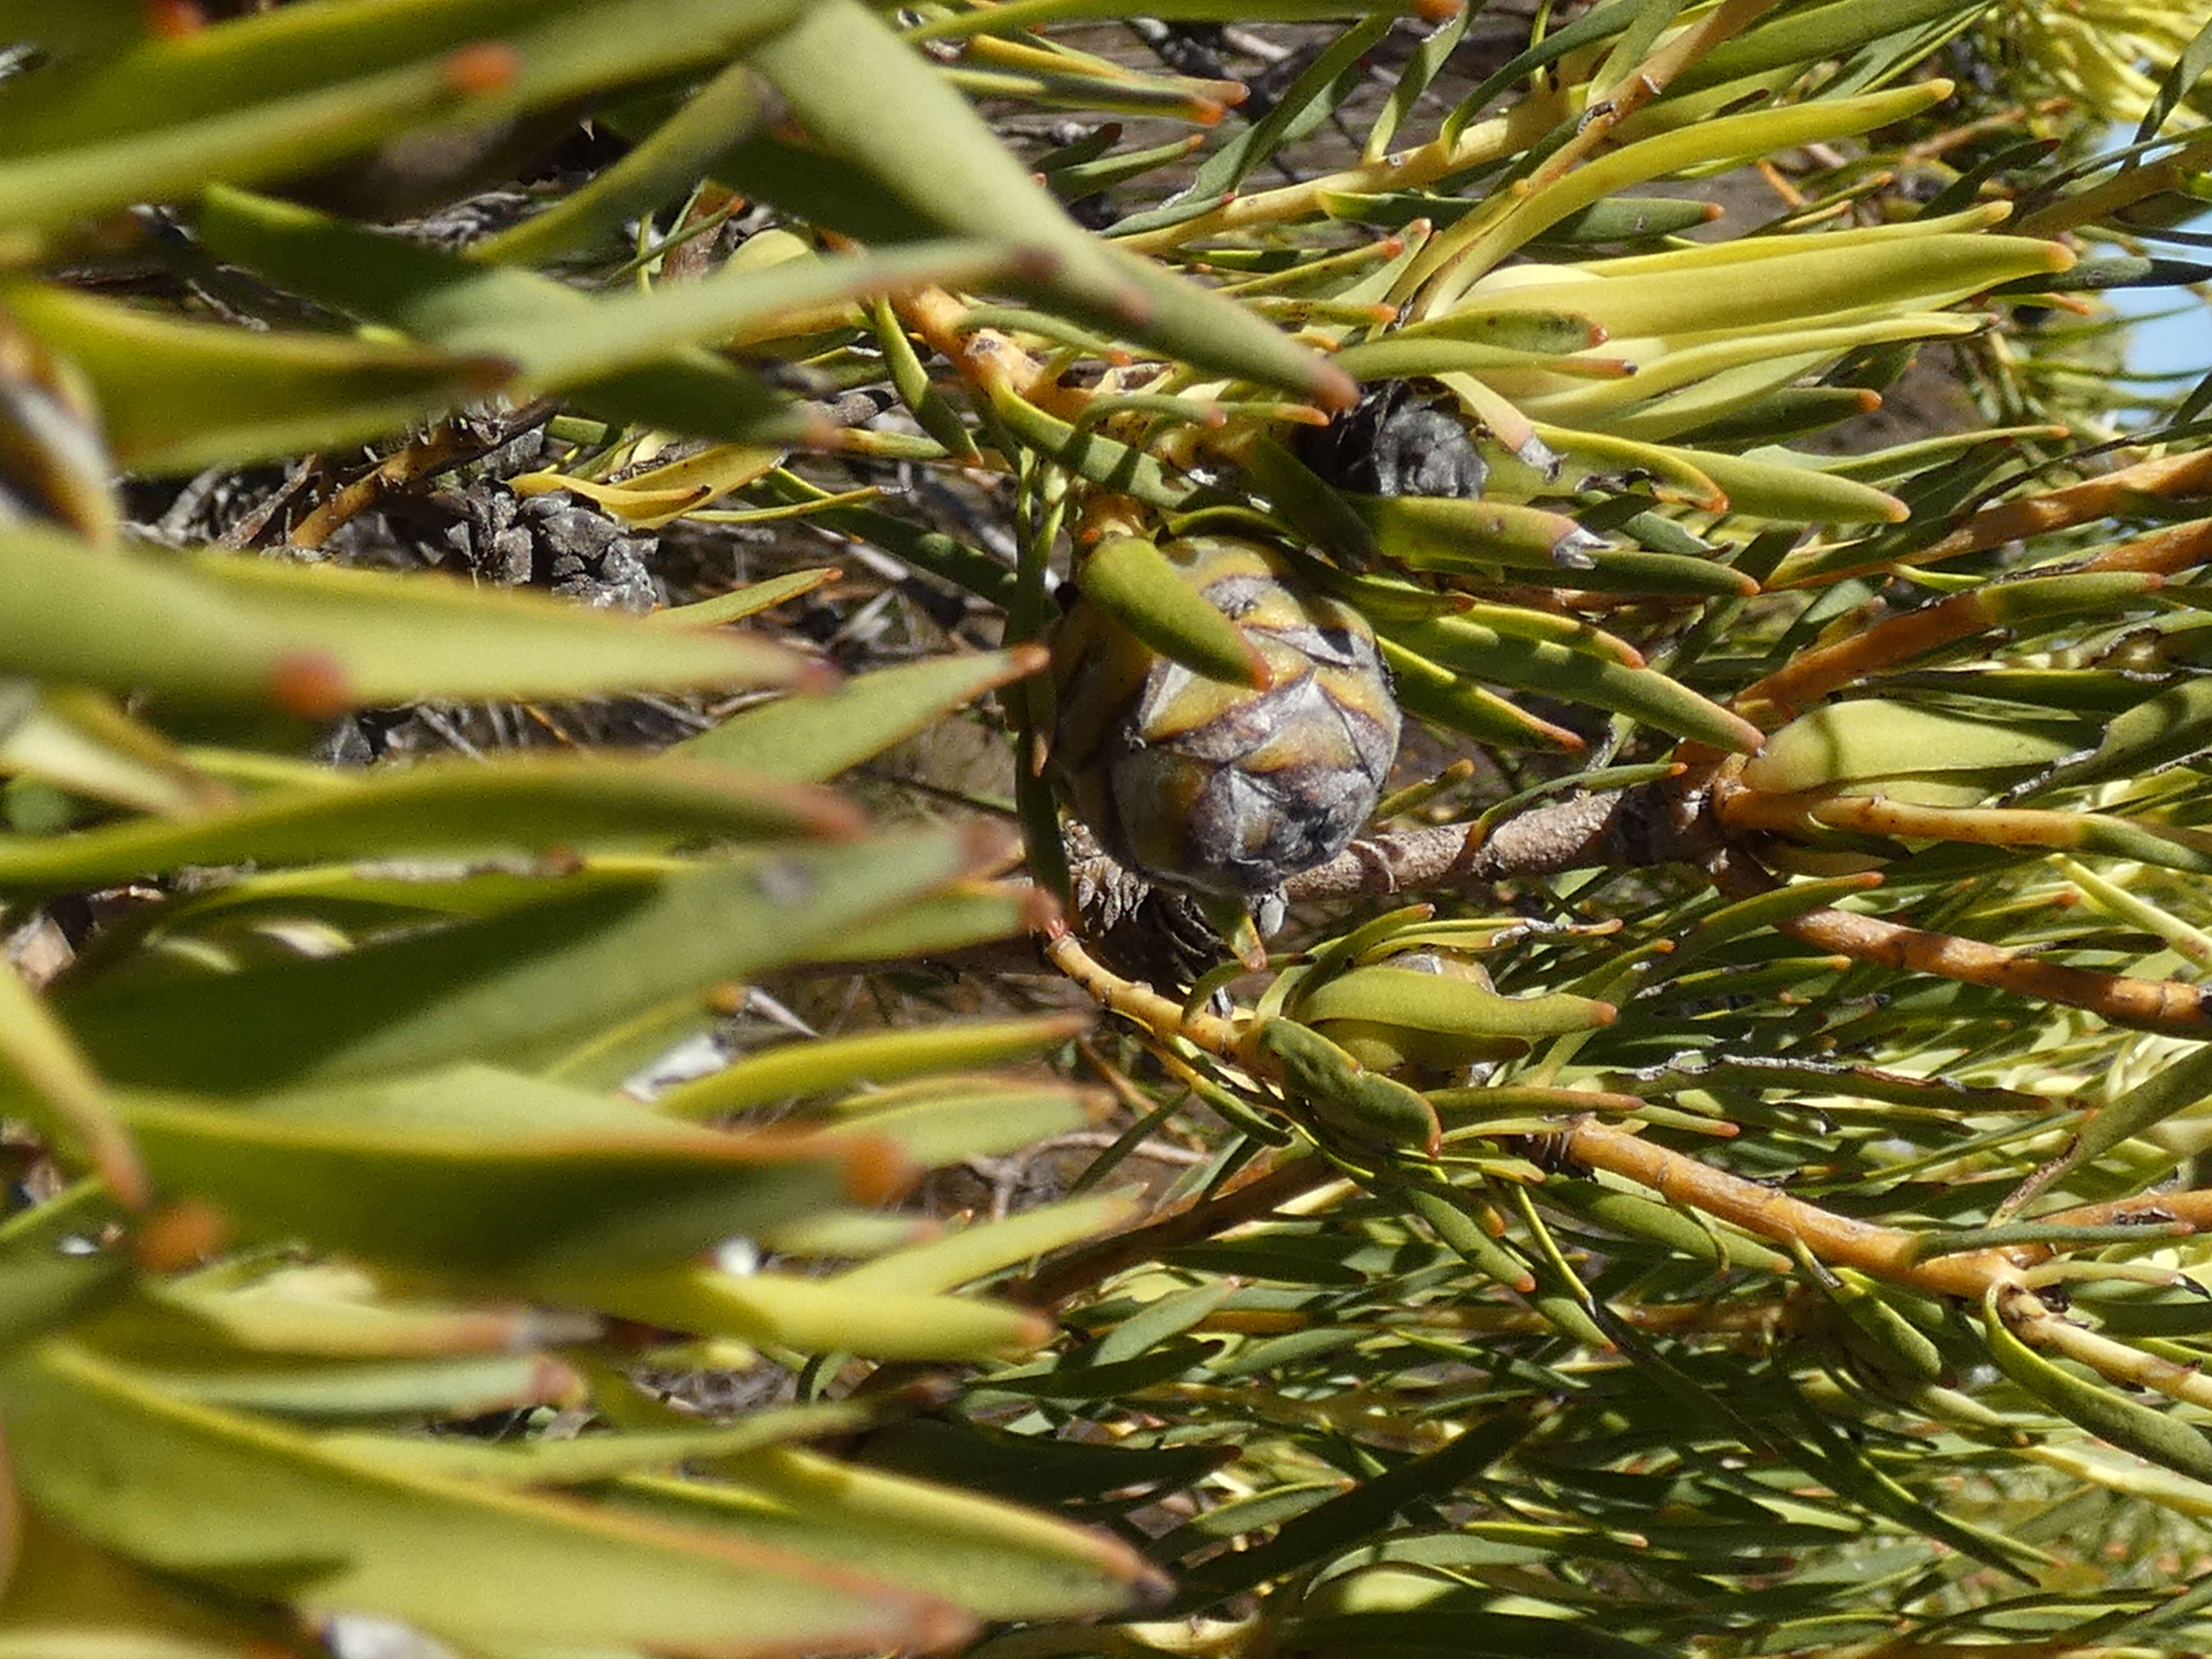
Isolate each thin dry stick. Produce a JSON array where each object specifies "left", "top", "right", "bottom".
[
  {"left": 1773, "top": 448, "right": 2212, "bottom": 588},
  {"left": 288, "top": 400, "right": 555, "bottom": 551},
  {"left": 2084, "top": 512, "right": 2212, "bottom": 575},
  {"left": 1837, "top": 919, "right": 2212, "bottom": 1034},
  {"left": 1110, "top": 90, "right": 1570, "bottom": 258},
  {"left": 1929, "top": 449, "right": 2212, "bottom": 559},
  {"left": 1734, "top": 573, "right": 2164, "bottom": 723},
  {"left": 1557, "top": 1117, "right": 2030, "bottom": 1300},
  {"left": 1998, "top": 1283, "right": 2212, "bottom": 1412},
  {"left": 2035, "top": 1187, "right": 2212, "bottom": 1231},
  {"left": 1010, "top": 1154, "right": 1338, "bottom": 1308},
  {"left": 1708, "top": 850, "right": 2212, "bottom": 1035},
  {"left": 1282, "top": 784, "right": 1707, "bottom": 902}
]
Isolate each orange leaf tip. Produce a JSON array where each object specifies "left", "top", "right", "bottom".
[
  {"left": 135, "top": 1198, "right": 231, "bottom": 1273},
  {"left": 1020, "top": 885, "right": 1064, "bottom": 934},
  {"left": 267, "top": 652, "right": 353, "bottom": 719},
  {"left": 445, "top": 39, "right": 523, "bottom": 97},
  {"left": 841, "top": 1134, "right": 918, "bottom": 1207},
  {"left": 143, "top": 0, "right": 205, "bottom": 38}
]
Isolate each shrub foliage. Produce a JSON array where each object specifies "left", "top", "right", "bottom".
[{"left": 5, "top": 3, "right": 2212, "bottom": 1656}]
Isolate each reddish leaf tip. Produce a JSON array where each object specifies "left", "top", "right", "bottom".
[
  {"left": 459, "top": 352, "right": 520, "bottom": 396},
  {"left": 1718, "top": 711, "right": 1771, "bottom": 754},
  {"left": 960, "top": 819, "right": 1022, "bottom": 872},
  {"left": 134, "top": 1197, "right": 231, "bottom": 1272},
  {"left": 1130, "top": 1565, "right": 1178, "bottom": 1613},
  {"left": 97, "top": 1129, "right": 152, "bottom": 1211},
  {"left": 894, "top": 1372, "right": 965, "bottom": 1411},
  {"left": 841, "top": 1134, "right": 919, "bottom": 1207},
  {"left": 911, "top": 1603, "right": 982, "bottom": 1656},
  {"left": 1007, "top": 245, "right": 1063, "bottom": 287},
  {"left": 534, "top": 846, "right": 586, "bottom": 877},
  {"left": 1063, "top": 1086, "right": 1113, "bottom": 1127},
  {"left": 528, "top": 1355, "right": 588, "bottom": 1407},
  {"left": 1020, "top": 884, "right": 1065, "bottom": 933},
  {"left": 1108, "top": 286, "right": 1157, "bottom": 327},
  {"left": 267, "top": 652, "right": 354, "bottom": 719},
  {"left": 142, "top": 0, "right": 205, "bottom": 38},
  {"left": 445, "top": 39, "right": 524, "bottom": 97},
  {"left": 807, "top": 795, "right": 871, "bottom": 841},
  {"left": 1310, "top": 361, "right": 1362, "bottom": 412}
]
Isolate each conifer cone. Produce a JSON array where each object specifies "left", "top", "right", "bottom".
[{"left": 1049, "top": 536, "right": 1401, "bottom": 907}]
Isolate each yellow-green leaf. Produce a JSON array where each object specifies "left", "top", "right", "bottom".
[
  {"left": 114, "top": 1067, "right": 898, "bottom": 1275},
  {"left": 57, "top": 830, "right": 993, "bottom": 1094},
  {"left": 0, "top": 526, "right": 811, "bottom": 712},
  {"left": 0, "top": 1340, "right": 971, "bottom": 1656},
  {"left": 681, "top": 646, "right": 1043, "bottom": 778},
  {"left": 0, "top": 753, "right": 858, "bottom": 892}
]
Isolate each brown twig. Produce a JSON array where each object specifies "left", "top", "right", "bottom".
[
  {"left": 287, "top": 399, "right": 557, "bottom": 552},
  {"left": 1772, "top": 448, "right": 2212, "bottom": 589},
  {"left": 1711, "top": 848, "right": 2212, "bottom": 1035},
  {"left": 2034, "top": 1187, "right": 2212, "bottom": 1231},
  {"left": 1996, "top": 1281, "right": 2212, "bottom": 1411},
  {"left": 1009, "top": 1153, "right": 1339, "bottom": 1309},
  {"left": 1557, "top": 1117, "right": 2031, "bottom": 1300},
  {"left": 1111, "top": 89, "right": 1571, "bottom": 258},
  {"left": 1734, "top": 572, "right": 2163, "bottom": 724},
  {"left": 1282, "top": 783, "right": 1714, "bottom": 902}
]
